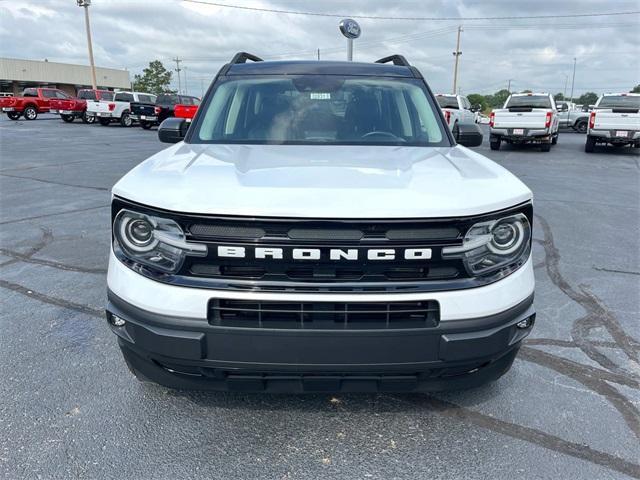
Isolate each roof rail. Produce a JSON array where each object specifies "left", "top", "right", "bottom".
[
  {"left": 375, "top": 55, "right": 410, "bottom": 66},
  {"left": 230, "top": 52, "right": 263, "bottom": 64}
]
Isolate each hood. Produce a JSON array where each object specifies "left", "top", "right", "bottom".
[{"left": 112, "top": 143, "right": 532, "bottom": 219}]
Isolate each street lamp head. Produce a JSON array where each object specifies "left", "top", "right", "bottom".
[{"left": 77, "top": 0, "right": 91, "bottom": 6}]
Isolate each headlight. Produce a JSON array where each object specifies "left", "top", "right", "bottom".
[
  {"left": 113, "top": 209, "right": 206, "bottom": 273},
  {"left": 442, "top": 213, "right": 531, "bottom": 277}
]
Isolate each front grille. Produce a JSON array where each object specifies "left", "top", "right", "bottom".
[
  {"left": 209, "top": 299, "right": 440, "bottom": 329},
  {"left": 112, "top": 197, "right": 533, "bottom": 292}
]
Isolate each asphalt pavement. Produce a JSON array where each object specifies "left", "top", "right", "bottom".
[{"left": 1, "top": 115, "right": 639, "bottom": 480}]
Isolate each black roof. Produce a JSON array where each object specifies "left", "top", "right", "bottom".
[{"left": 226, "top": 60, "right": 417, "bottom": 78}]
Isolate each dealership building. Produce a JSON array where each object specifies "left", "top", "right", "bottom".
[{"left": 0, "top": 57, "right": 131, "bottom": 96}]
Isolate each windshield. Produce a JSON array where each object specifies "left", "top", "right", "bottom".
[
  {"left": 191, "top": 75, "right": 448, "bottom": 146},
  {"left": 597, "top": 95, "right": 640, "bottom": 109},
  {"left": 505, "top": 95, "right": 552, "bottom": 109},
  {"left": 436, "top": 96, "right": 458, "bottom": 109},
  {"left": 158, "top": 94, "right": 179, "bottom": 104}
]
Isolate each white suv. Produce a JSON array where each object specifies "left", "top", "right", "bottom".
[{"left": 106, "top": 53, "right": 535, "bottom": 393}]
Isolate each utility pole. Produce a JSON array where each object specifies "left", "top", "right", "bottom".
[
  {"left": 173, "top": 57, "right": 182, "bottom": 94},
  {"left": 78, "top": 0, "right": 97, "bottom": 90},
  {"left": 507, "top": 79, "right": 512, "bottom": 94},
  {"left": 317, "top": 48, "right": 320, "bottom": 61},
  {"left": 183, "top": 67, "right": 188, "bottom": 95},
  {"left": 563, "top": 74, "right": 568, "bottom": 99},
  {"left": 452, "top": 26, "right": 463, "bottom": 94},
  {"left": 200, "top": 79, "right": 204, "bottom": 98},
  {"left": 569, "top": 57, "right": 577, "bottom": 102}
]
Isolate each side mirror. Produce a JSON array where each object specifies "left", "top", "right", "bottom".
[
  {"left": 158, "top": 117, "right": 188, "bottom": 143},
  {"left": 455, "top": 123, "right": 483, "bottom": 147}
]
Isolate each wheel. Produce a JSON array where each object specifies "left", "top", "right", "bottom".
[
  {"left": 551, "top": 134, "right": 558, "bottom": 145},
  {"left": 452, "top": 121, "right": 459, "bottom": 140},
  {"left": 585, "top": 136, "right": 596, "bottom": 153},
  {"left": 23, "top": 105, "right": 37, "bottom": 120},
  {"left": 98, "top": 117, "right": 111, "bottom": 126},
  {"left": 82, "top": 111, "right": 96, "bottom": 124},
  {"left": 540, "top": 140, "right": 551, "bottom": 152},
  {"left": 575, "top": 120, "right": 587, "bottom": 134},
  {"left": 140, "top": 120, "right": 152, "bottom": 130},
  {"left": 120, "top": 111, "right": 132, "bottom": 127},
  {"left": 489, "top": 137, "right": 501, "bottom": 151},
  {"left": 61, "top": 114, "right": 74, "bottom": 123},
  {"left": 6, "top": 111, "right": 20, "bottom": 120}
]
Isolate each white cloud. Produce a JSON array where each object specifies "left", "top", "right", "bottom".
[{"left": 0, "top": 0, "right": 638, "bottom": 96}]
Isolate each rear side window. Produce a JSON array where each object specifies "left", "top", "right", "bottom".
[
  {"left": 42, "top": 89, "right": 58, "bottom": 98},
  {"left": 436, "top": 96, "right": 459, "bottom": 109},
  {"left": 505, "top": 95, "right": 552, "bottom": 109},
  {"left": 78, "top": 90, "right": 97, "bottom": 100},
  {"left": 99, "top": 91, "right": 114, "bottom": 101},
  {"left": 597, "top": 95, "right": 640, "bottom": 109},
  {"left": 23, "top": 88, "right": 38, "bottom": 97},
  {"left": 114, "top": 92, "right": 134, "bottom": 102}
]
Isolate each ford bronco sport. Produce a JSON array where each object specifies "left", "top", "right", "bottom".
[{"left": 106, "top": 53, "right": 535, "bottom": 393}]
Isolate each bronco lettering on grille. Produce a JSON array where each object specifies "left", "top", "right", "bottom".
[{"left": 216, "top": 246, "right": 432, "bottom": 261}]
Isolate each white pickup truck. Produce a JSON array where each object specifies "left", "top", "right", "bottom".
[
  {"left": 86, "top": 91, "right": 156, "bottom": 127},
  {"left": 435, "top": 94, "right": 477, "bottom": 134},
  {"left": 585, "top": 93, "right": 640, "bottom": 152},
  {"left": 489, "top": 93, "right": 559, "bottom": 152}
]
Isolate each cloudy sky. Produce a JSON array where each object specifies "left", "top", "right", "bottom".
[{"left": 1, "top": 0, "right": 638, "bottom": 97}]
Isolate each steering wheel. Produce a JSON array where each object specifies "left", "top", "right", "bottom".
[{"left": 360, "top": 131, "right": 405, "bottom": 142}]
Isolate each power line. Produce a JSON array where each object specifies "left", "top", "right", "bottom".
[{"left": 181, "top": 1, "right": 640, "bottom": 21}]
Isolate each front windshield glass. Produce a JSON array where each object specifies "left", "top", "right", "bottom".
[
  {"left": 597, "top": 95, "right": 640, "bottom": 109},
  {"left": 192, "top": 76, "right": 448, "bottom": 146},
  {"left": 505, "top": 95, "right": 552, "bottom": 109}
]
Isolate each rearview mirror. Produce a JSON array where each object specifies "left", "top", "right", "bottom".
[
  {"left": 158, "top": 117, "right": 188, "bottom": 143},
  {"left": 455, "top": 123, "right": 483, "bottom": 147}
]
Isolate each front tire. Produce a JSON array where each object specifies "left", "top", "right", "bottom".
[
  {"left": 61, "top": 114, "right": 74, "bottom": 123},
  {"left": 120, "top": 111, "right": 132, "bottom": 127},
  {"left": 6, "top": 112, "right": 20, "bottom": 120},
  {"left": 23, "top": 106, "right": 37, "bottom": 120},
  {"left": 585, "top": 136, "right": 596, "bottom": 153},
  {"left": 98, "top": 118, "right": 111, "bottom": 126}
]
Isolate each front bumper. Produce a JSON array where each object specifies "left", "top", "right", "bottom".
[{"left": 106, "top": 251, "right": 535, "bottom": 392}]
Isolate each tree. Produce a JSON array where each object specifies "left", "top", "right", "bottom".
[
  {"left": 132, "top": 60, "right": 174, "bottom": 95},
  {"left": 467, "top": 93, "right": 487, "bottom": 112},
  {"left": 486, "top": 89, "right": 511, "bottom": 109},
  {"left": 575, "top": 92, "right": 598, "bottom": 106},
  {"left": 520, "top": 89, "right": 533, "bottom": 94},
  {"left": 631, "top": 84, "right": 640, "bottom": 93},
  {"left": 554, "top": 93, "right": 564, "bottom": 101}
]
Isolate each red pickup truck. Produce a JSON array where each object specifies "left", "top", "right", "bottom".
[
  {"left": 49, "top": 89, "right": 114, "bottom": 123},
  {"left": 0, "top": 87, "right": 70, "bottom": 120}
]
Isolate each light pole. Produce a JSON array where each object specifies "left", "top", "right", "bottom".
[
  {"left": 563, "top": 74, "right": 568, "bottom": 99},
  {"left": 452, "top": 26, "right": 463, "bottom": 94},
  {"left": 569, "top": 57, "right": 577, "bottom": 102},
  {"left": 77, "top": 0, "right": 97, "bottom": 90},
  {"left": 339, "top": 19, "right": 361, "bottom": 61}
]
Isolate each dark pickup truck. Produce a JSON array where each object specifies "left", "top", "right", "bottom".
[{"left": 130, "top": 93, "right": 200, "bottom": 129}]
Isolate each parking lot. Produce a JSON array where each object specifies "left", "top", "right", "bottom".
[{"left": 0, "top": 115, "right": 638, "bottom": 479}]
